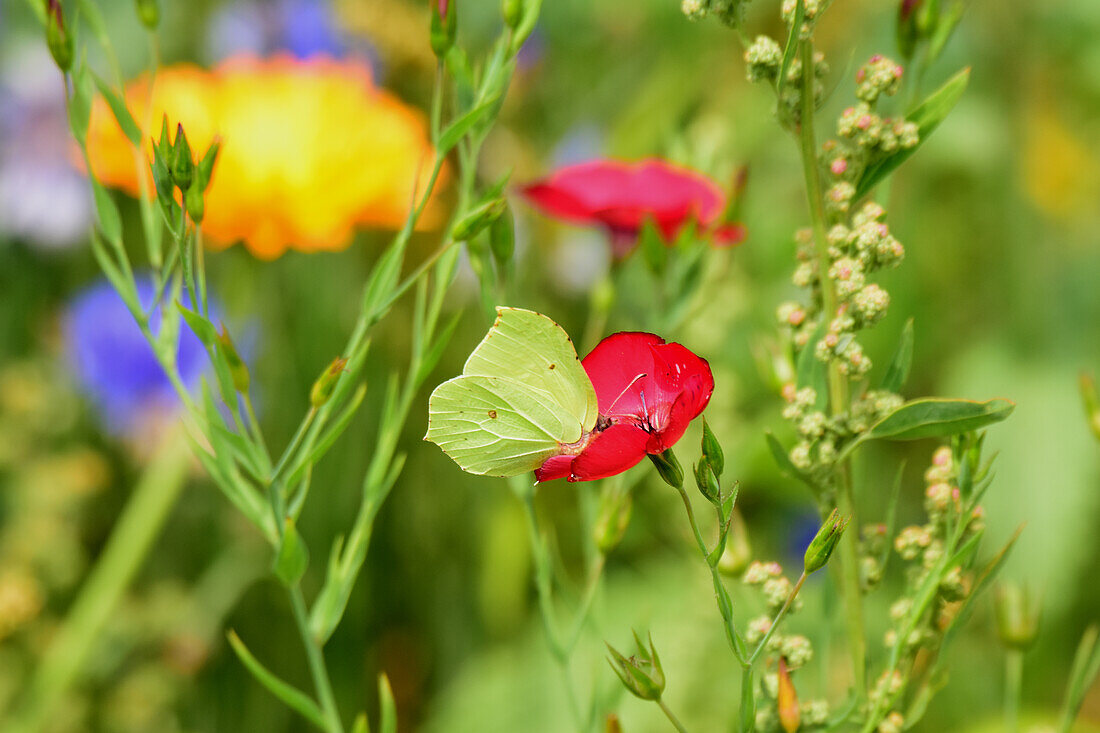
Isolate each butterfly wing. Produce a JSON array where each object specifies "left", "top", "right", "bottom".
[{"left": 426, "top": 308, "right": 598, "bottom": 477}]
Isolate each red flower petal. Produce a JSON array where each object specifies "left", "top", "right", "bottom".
[
  {"left": 534, "top": 454, "right": 574, "bottom": 483},
  {"left": 581, "top": 332, "right": 665, "bottom": 419},
  {"left": 567, "top": 423, "right": 650, "bottom": 482},
  {"left": 521, "top": 159, "right": 726, "bottom": 242}
]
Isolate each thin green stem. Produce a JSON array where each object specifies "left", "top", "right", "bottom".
[
  {"left": 288, "top": 585, "right": 344, "bottom": 733},
  {"left": 7, "top": 434, "right": 190, "bottom": 733},
  {"left": 657, "top": 698, "right": 690, "bottom": 733},
  {"left": 1005, "top": 650, "right": 1023, "bottom": 733},
  {"left": 747, "top": 572, "right": 808, "bottom": 666},
  {"left": 797, "top": 37, "right": 866, "bottom": 695}
]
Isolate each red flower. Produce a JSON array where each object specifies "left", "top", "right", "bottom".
[
  {"left": 535, "top": 332, "right": 714, "bottom": 483},
  {"left": 522, "top": 159, "right": 745, "bottom": 258}
]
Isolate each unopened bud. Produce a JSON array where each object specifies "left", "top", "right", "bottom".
[
  {"left": 649, "top": 449, "right": 683, "bottom": 489},
  {"left": 135, "top": 0, "right": 160, "bottom": 29},
  {"left": 701, "top": 417, "right": 725, "bottom": 478},
  {"left": 46, "top": 0, "right": 73, "bottom": 72},
  {"left": 217, "top": 327, "right": 249, "bottom": 393},
  {"left": 184, "top": 181, "right": 205, "bottom": 223},
  {"left": 594, "top": 490, "right": 632, "bottom": 553},
  {"left": 804, "top": 508, "right": 850, "bottom": 574},
  {"left": 170, "top": 124, "right": 194, "bottom": 191},
  {"left": 777, "top": 657, "right": 801, "bottom": 733},
  {"left": 197, "top": 140, "right": 221, "bottom": 192},
  {"left": 502, "top": 0, "right": 523, "bottom": 28},
  {"left": 694, "top": 461, "right": 720, "bottom": 504},
  {"left": 995, "top": 583, "right": 1040, "bottom": 651},
  {"left": 452, "top": 197, "right": 506, "bottom": 242},
  {"left": 718, "top": 509, "right": 752, "bottom": 576},
  {"left": 430, "top": 0, "right": 457, "bottom": 58},
  {"left": 310, "top": 357, "right": 348, "bottom": 408},
  {"left": 488, "top": 203, "right": 515, "bottom": 267},
  {"left": 606, "top": 632, "right": 665, "bottom": 701},
  {"left": 604, "top": 713, "right": 623, "bottom": 733}
]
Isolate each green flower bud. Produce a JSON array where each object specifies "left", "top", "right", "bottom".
[
  {"left": 170, "top": 123, "right": 194, "bottom": 191},
  {"left": 649, "top": 449, "right": 683, "bottom": 489},
  {"left": 701, "top": 417, "right": 724, "bottom": 478},
  {"left": 594, "top": 490, "right": 632, "bottom": 554},
  {"left": 430, "top": 0, "right": 457, "bottom": 58},
  {"left": 46, "top": 1, "right": 73, "bottom": 72},
  {"left": 216, "top": 326, "right": 249, "bottom": 393},
  {"left": 995, "top": 583, "right": 1040, "bottom": 651},
  {"left": 135, "top": 0, "right": 160, "bottom": 29},
  {"left": 606, "top": 632, "right": 665, "bottom": 701},
  {"left": 184, "top": 181, "right": 205, "bottom": 223},
  {"left": 694, "top": 461, "right": 720, "bottom": 504},
  {"left": 488, "top": 203, "right": 515, "bottom": 267},
  {"left": 452, "top": 197, "right": 506, "bottom": 242},
  {"left": 196, "top": 140, "right": 221, "bottom": 192},
  {"left": 310, "top": 356, "right": 348, "bottom": 408},
  {"left": 803, "top": 508, "right": 850, "bottom": 574},
  {"left": 502, "top": 0, "right": 522, "bottom": 29}
]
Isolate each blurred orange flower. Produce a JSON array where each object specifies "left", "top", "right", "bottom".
[{"left": 87, "top": 56, "right": 440, "bottom": 259}]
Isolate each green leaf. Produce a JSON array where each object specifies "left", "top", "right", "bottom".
[
  {"left": 361, "top": 240, "right": 405, "bottom": 322},
  {"left": 855, "top": 67, "right": 971, "bottom": 199},
  {"left": 926, "top": 2, "right": 965, "bottom": 66},
  {"left": 226, "top": 630, "right": 327, "bottom": 729},
  {"left": 775, "top": 0, "right": 806, "bottom": 103},
  {"left": 796, "top": 322, "right": 828, "bottom": 411},
  {"left": 865, "top": 397, "right": 1014, "bottom": 441},
  {"left": 177, "top": 302, "right": 217, "bottom": 346},
  {"left": 90, "top": 176, "right": 123, "bottom": 247},
  {"left": 1062, "top": 625, "right": 1100, "bottom": 730},
  {"left": 879, "top": 461, "right": 907, "bottom": 573},
  {"left": 639, "top": 219, "right": 667, "bottom": 276},
  {"left": 92, "top": 73, "right": 142, "bottom": 146},
  {"left": 68, "top": 58, "right": 94, "bottom": 145},
  {"left": 89, "top": 230, "right": 138, "bottom": 314},
  {"left": 378, "top": 674, "right": 397, "bottom": 733},
  {"left": 415, "top": 312, "right": 463, "bottom": 387},
  {"left": 77, "top": 0, "right": 112, "bottom": 54},
  {"left": 880, "top": 319, "right": 914, "bottom": 393},
  {"left": 287, "top": 384, "right": 368, "bottom": 487},
  {"left": 351, "top": 713, "right": 369, "bottom": 733},
  {"left": 273, "top": 518, "right": 310, "bottom": 587},
  {"left": 438, "top": 94, "right": 501, "bottom": 153}
]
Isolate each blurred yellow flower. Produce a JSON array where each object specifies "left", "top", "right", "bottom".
[
  {"left": 87, "top": 56, "right": 441, "bottom": 259},
  {"left": 1020, "top": 106, "right": 1099, "bottom": 223}
]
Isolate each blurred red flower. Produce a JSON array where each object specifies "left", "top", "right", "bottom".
[
  {"left": 522, "top": 159, "right": 745, "bottom": 258},
  {"left": 536, "top": 332, "right": 714, "bottom": 482}
]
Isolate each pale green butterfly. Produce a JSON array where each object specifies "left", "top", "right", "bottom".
[{"left": 425, "top": 307, "right": 599, "bottom": 476}]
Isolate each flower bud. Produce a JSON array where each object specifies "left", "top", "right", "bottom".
[
  {"left": 488, "top": 203, "right": 515, "bottom": 267},
  {"left": 649, "top": 449, "right": 683, "bottom": 489},
  {"left": 196, "top": 140, "right": 221, "bottom": 193},
  {"left": 896, "top": 0, "right": 921, "bottom": 58},
  {"left": 46, "top": 0, "right": 73, "bottom": 72},
  {"left": 452, "top": 197, "right": 506, "bottom": 242},
  {"left": 310, "top": 356, "right": 348, "bottom": 408},
  {"left": 995, "top": 583, "right": 1040, "bottom": 651},
  {"left": 502, "top": 0, "right": 523, "bottom": 28},
  {"left": 701, "top": 417, "right": 724, "bottom": 478},
  {"left": 184, "top": 180, "right": 205, "bottom": 223},
  {"left": 718, "top": 509, "right": 752, "bottom": 576},
  {"left": 170, "top": 124, "right": 194, "bottom": 191},
  {"left": 135, "top": 0, "right": 160, "bottom": 29},
  {"left": 803, "top": 508, "right": 850, "bottom": 574},
  {"left": 430, "top": 0, "right": 457, "bottom": 58},
  {"left": 777, "top": 657, "right": 801, "bottom": 733},
  {"left": 694, "top": 461, "right": 720, "bottom": 504},
  {"left": 594, "top": 490, "right": 632, "bottom": 553},
  {"left": 604, "top": 714, "right": 623, "bottom": 733},
  {"left": 217, "top": 326, "right": 249, "bottom": 393},
  {"left": 606, "top": 632, "right": 665, "bottom": 701}
]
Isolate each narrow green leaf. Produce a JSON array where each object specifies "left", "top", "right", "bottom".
[
  {"left": 1063, "top": 626, "right": 1100, "bottom": 731},
  {"left": 273, "top": 518, "right": 310, "bottom": 587},
  {"left": 796, "top": 322, "right": 828, "bottom": 411},
  {"left": 438, "top": 94, "right": 501, "bottom": 153},
  {"left": 940, "top": 526, "right": 1023, "bottom": 654},
  {"left": 415, "top": 312, "right": 463, "bottom": 386},
  {"left": 855, "top": 67, "right": 971, "bottom": 199},
  {"left": 866, "top": 397, "right": 1014, "bottom": 441},
  {"left": 287, "top": 384, "right": 368, "bottom": 486},
  {"left": 89, "top": 230, "right": 138, "bottom": 314},
  {"left": 77, "top": 0, "right": 112, "bottom": 54},
  {"left": 878, "top": 461, "right": 907, "bottom": 573},
  {"left": 351, "top": 713, "right": 369, "bottom": 733},
  {"left": 881, "top": 319, "right": 914, "bottom": 393},
  {"left": 926, "top": 2, "right": 965, "bottom": 66},
  {"left": 177, "top": 302, "right": 217, "bottom": 346},
  {"left": 92, "top": 73, "right": 142, "bottom": 145},
  {"left": 775, "top": 0, "right": 806, "bottom": 102},
  {"left": 90, "top": 176, "right": 123, "bottom": 247},
  {"left": 639, "top": 218, "right": 667, "bottom": 275},
  {"left": 226, "top": 630, "right": 327, "bottom": 730},
  {"left": 361, "top": 241, "right": 405, "bottom": 321},
  {"left": 68, "top": 58, "right": 94, "bottom": 145},
  {"left": 378, "top": 673, "right": 397, "bottom": 733}
]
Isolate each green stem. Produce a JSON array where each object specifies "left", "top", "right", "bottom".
[
  {"left": 797, "top": 37, "right": 866, "bottom": 695},
  {"left": 289, "top": 585, "right": 344, "bottom": 733},
  {"left": 657, "top": 698, "right": 690, "bottom": 733},
  {"left": 739, "top": 664, "right": 756, "bottom": 733},
  {"left": 747, "top": 572, "right": 808, "bottom": 666},
  {"left": 7, "top": 433, "right": 191, "bottom": 733},
  {"left": 1005, "top": 650, "right": 1023, "bottom": 733}
]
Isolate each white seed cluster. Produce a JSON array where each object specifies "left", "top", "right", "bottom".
[{"left": 745, "top": 35, "right": 783, "bottom": 82}]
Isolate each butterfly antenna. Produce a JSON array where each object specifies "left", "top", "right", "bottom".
[{"left": 606, "top": 373, "right": 648, "bottom": 414}]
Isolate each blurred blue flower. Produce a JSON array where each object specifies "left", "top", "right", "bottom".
[
  {"left": 0, "top": 44, "right": 92, "bottom": 249},
  {"left": 206, "top": 0, "right": 378, "bottom": 72},
  {"left": 64, "top": 277, "right": 211, "bottom": 435}
]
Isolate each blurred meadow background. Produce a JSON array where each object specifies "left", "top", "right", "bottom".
[{"left": 1, "top": 0, "right": 1099, "bottom": 731}]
